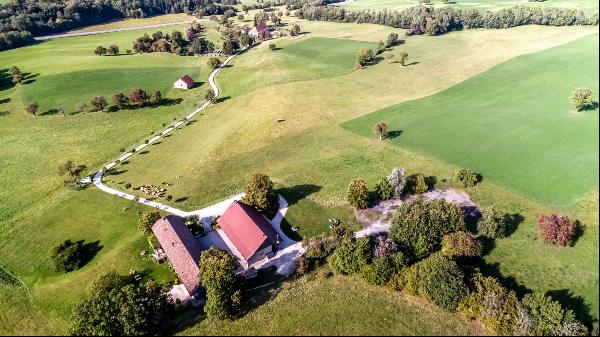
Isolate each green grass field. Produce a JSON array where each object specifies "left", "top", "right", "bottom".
[
  {"left": 219, "top": 37, "right": 376, "bottom": 98},
  {"left": 181, "top": 274, "right": 475, "bottom": 335},
  {"left": 100, "top": 20, "right": 598, "bottom": 327},
  {"left": 0, "top": 24, "right": 223, "bottom": 334},
  {"left": 343, "top": 34, "right": 599, "bottom": 206},
  {"left": 338, "top": 0, "right": 600, "bottom": 14},
  {"left": 0, "top": 14, "right": 598, "bottom": 335}
]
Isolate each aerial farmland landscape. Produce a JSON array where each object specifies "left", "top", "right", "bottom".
[{"left": 0, "top": 0, "right": 598, "bottom": 336}]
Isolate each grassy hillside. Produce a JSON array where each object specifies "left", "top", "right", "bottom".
[
  {"left": 180, "top": 274, "right": 475, "bottom": 335},
  {"left": 0, "top": 24, "right": 223, "bottom": 334},
  {"left": 100, "top": 20, "right": 598, "bottom": 327},
  {"left": 0, "top": 14, "right": 597, "bottom": 335},
  {"left": 343, "top": 34, "right": 599, "bottom": 206},
  {"left": 338, "top": 0, "right": 600, "bottom": 14}
]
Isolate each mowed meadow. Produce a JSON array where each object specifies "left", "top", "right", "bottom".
[
  {"left": 343, "top": 34, "right": 599, "bottom": 206},
  {"left": 0, "top": 11, "right": 598, "bottom": 336}
]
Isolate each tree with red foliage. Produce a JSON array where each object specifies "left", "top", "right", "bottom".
[
  {"left": 537, "top": 214, "right": 576, "bottom": 246},
  {"left": 128, "top": 88, "right": 148, "bottom": 107}
]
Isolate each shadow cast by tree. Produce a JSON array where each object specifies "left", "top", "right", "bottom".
[
  {"left": 276, "top": 184, "right": 322, "bottom": 206},
  {"left": 546, "top": 289, "right": 595, "bottom": 328},
  {"left": 76, "top": 240, "right": 103, "bottom": 267}
]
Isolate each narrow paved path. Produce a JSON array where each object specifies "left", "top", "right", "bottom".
[
  {"left": 91, "top": 48, "right": 242, "bottom": 217},
  {"left": 88, "top": 45, "right": 303, "bottom": 275},
  {"left": 34, "top": 20, "right": 196, "bottom": 41}
]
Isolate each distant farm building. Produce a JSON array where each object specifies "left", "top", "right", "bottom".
[
  {"left": 218, "top": 201, "right": 280, "bottom": 269},
  {"left": 240, "top": 25, "right": 252, "bottom": 35},
  {"left": 152, "top": 215, "right": 202, "bottom": 296},
  {"left": 249, "top": 22, "right": 271, "bottom": 40},
  {"left": 174, "top": 75, "right": 195, "bottom": 89}
]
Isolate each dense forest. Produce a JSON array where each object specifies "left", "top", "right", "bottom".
[
  {"left": 295, "top": 4, "right": 599, "bottom": 35},
  {"left": 0, "top": 0, "right": 237, "bottom": 50}
]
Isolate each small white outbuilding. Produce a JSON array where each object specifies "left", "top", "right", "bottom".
[{"left": 174, "top": 75, "right": 195, "bottom": 89}]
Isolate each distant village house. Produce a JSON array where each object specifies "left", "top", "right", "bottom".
[
  {"left": 248, "top": 22, "right": 272, "bottom": 40},
  {"left": 174, "top": 75, "right": 195, "bottom": 89}
]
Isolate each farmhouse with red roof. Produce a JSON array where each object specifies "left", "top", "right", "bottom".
[
  {"left": 218, "top": 200, "right": 280, "bottom": 268},
  {"left": 173, "top": 75, "right": 195, "bottom": 89},
  {"left": 152, "top": 215, "right": 202, "bottom": 295},
  {"left": 249, "top": 22, "right": 271, "bottom": 40}
]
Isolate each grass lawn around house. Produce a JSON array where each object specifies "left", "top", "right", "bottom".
[
  {"left": 338, "top": 0, "right": 600, "bottom": 15},
  {"left": 343, "top": 33, "right": 599, "bottom": 207}
]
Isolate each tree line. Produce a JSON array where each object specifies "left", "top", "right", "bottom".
[
  {"left": 295, "top": 4, "right": 598, "bottom": 36},
  {"left": 0, "top": 0, "right": 235, "bottom": 51},
  {"left": 130, "top": 24, "right": 215, "bottom": 56}
]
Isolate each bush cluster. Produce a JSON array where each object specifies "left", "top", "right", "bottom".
[
  {"left": 455, "top": 168, "right": 480, "bottom": 187},
  {"left": 538, "top": 214, "right": 577, "bottom": 246},
  {"left": 460, "top": 274, "right": 588, "bottom": 335},
  {"left": 390, "top": 198, "right": 465, "bottom": 259}
]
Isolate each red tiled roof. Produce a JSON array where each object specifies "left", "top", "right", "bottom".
[
  {"left": 218, "top": 201, "right": 279, "bottom": 261},
  {"left": 152, "top": 215, "right": 201, "bottom": 294},
  {"left": 179, "top": 75, "right": 194, "bottom": 86},
  {"left": 255, "top": 22, "right": 269, "bottom": 32}
]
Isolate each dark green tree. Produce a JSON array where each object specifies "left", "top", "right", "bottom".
[
  {"left": 374, "top": 177, "right": 393, "bottom": 200},
  {"left": 198, "top": 247, "right": 241, "bottom": 319},
  {"left": 329, "top": 236, "right": 372, "bottom": 275},
  {"left": 390, "top": 198, "right": 465, "bottom": 259},
  {"left": 51, "top": 239, "right": 85, "bottom": 272},
  {"left": 70, "top": 271, "right": 173, "bottom": 335}
]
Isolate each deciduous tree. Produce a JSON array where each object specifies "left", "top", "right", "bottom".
[
  {"left": 477, "top": 206, "right": 508, "bottom": 239},
  {"left": 94, "top": 45, "right": 107, "bottom": 56},
  {"left": 569, "top": 87, "right": 596, "bottom": 111},
  {"left": 399, "top": 52, "right": 408, "bottom": 66},
  {"left": 138, "top": 211, "right": 161, "bottom": 234},
  {"left": 413, "top": 173, "right": 428, "bottom": 194},
  {"left": 537, "top": 214, "right": 576, "bottom": 246},
  {"left": 242, "top": 173, "right": 277, "bottom": 212},
  {"left": 90, "top": 96, "right": 107, "bottom": 111},
  {"left": 198, "top": 247, "right": 240, "bottom": 319},
  {"left": 372, "top": 122, "right": 388, "bottom": 140},
  {"left": 346, "top": 178, "right": 369, "bottom": 209},
  {"left": 128, "top": 88, "right": 148, "bottom": 107},
  {"left": 26, "top": 102, "right": 38, "bottom": 117},
  {"left": 107, "top": 44, "right": 119, "bottom": 55},
  {"left": 112, "top": 93, "right": 128, "bottom": 110},
  {"left": 390, "top": 199, "right": 465, "bottom": 259},
  {"left": 57, "top": 160, "right": 87, "bottom": 189},
  {"left": 70, "top": 272, "right": 173, "bottom": 335},
  {"left": 207, "top": 57, "right": 222, "bottom": 69}
]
